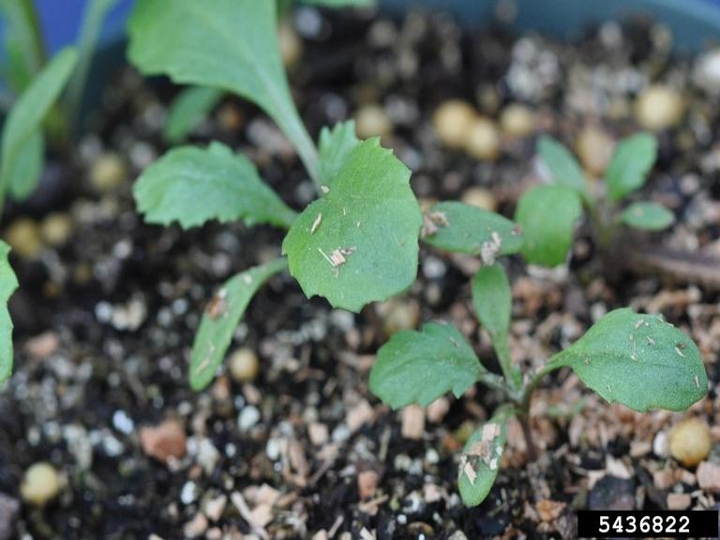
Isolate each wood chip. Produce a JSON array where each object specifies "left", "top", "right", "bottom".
[
  {"left": 629, "top": 440, "right": 652, "bottom": 457},
  {"left": 535, "top": 499, "right": 566, "bottom": 522},
  {"left": 666, "top": 492, "right": 691, "bottom": 510},
  {"left": 401, "top": 404, "right": 425, "bottom": 440},
  {"left": 653, "top": 468, "right": 676, "bottom": 490},
  {"left": 139, "top": 419, "right": 187, "bottom": 463},
  {"left": 346, "top": 400, "right": 375, "bottom": 433},
  {"left": 697, "top": 461, "right": 720, "bottom": 492},
  {"left": 426, "top": 397, "right": 451, "bottom": 423}
]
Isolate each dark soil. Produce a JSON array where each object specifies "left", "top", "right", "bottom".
[{"left": 2, "top": 5, "right": 720, "bottom": 540}]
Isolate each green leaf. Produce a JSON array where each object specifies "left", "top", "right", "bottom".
[
  {"left": 128, "top": 0, "right": 318, "bottom": 181},
  {"left": 190, "top": 258, "right": 287, "bottom": 390},
  {"left": 7, "top": 130, "right": 43, "bottom": 200},
  {"left": 318, "top": 120, "right": 360, "bottom": 188},
  {"left": 606, "top": 133, "right": 657, "bottom": 203},
  {"left": 134, "top": 142, "right": 297, "bottom": 229},
  {"left": 164, "top": 86, "right": 224, "bottom": 144},
  {"left": 620, "top": 202, "right": 674, "bottom": 231},
  {"left": 547, "top": 308, "right": 707, "bottom": 412},
  {"left": 458, "top": 405, "right": 512, "bottom": 507},
  {"left": 421, "top": 201, "right": 523, "bottom": 259},
  {"left": 301, "top": 0, "right": 376, "bottom": 7},
  {"left": 514, "top": 185, "right": 582, "bottom": 267},
  {"left": 282, "top": 138, "right": 422, "bottom": 312},
  {"left": 0, "top": 48, "right": 78, "bottom": 195},
  {"left": 472, "top": 264, "right": 516, "bottom": 386},
  {"left": 369, "top": 322, "right": 484, "bottom": 409},
  {"left": 0, "top": 241, "right": 19, "bottom": 383},
  {"left": 537, "top": 135, "right": 589, "bottom": 202},
  {"left": 0, "top": 0, "right": 45, "bottom": 91}
]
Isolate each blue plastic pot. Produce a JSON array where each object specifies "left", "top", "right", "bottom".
[
  {"left": 5, "top": 0, "right": 720, "bottom": 55},
  {"left": 7, "top": 0, "right": 720, "bottom": 56}
]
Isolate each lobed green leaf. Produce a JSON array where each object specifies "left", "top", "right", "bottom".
[
  {"left": 282, "top": 138, "right": 422, "bottom": 312},
  {"left": 128, "top": 0, "right": 318, "bottom": 180},
  {"left": 133, "top": 142, "right": 297, "bottom": 230},
  {"left": 537, "top": 135, "right": 589, "bottom": 202},
  {"left": 0, "top": 47, "right": 78, "bottom": 194},
  {"left": 458, "top": 405, "right": 512, "bottom": 507},
  {"left": 164, "top": 86, "right": 224, "bottom": 144},
  {"left": 0, "top": 241, "right": 18, "bottom": 383},
  {"left": 514, "top": 185, "right": 582, "bottom": 267},
  {"left": 421, "top": 201, "right": 523, "bottom": 258},
  {"left": 317, "top": 120, "right": 360, "bottom": 189},
  {"left": 190, "top": 259, "right": 287, "bottom": 390},
  {"left": 547, "top": 308, "right": 708, "bottom": 412},
  {"left": 620, "top": 201, "right": 674, "bottom": 231},
  {"left": 606, "top": 133, "right": 657, "bottom": 203},
  {"left": 369, "top": 322, "right": 484, "bottom": 409}
]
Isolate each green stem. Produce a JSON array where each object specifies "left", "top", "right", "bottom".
[
  {"left": 275, "top": 105, "right": 319, "bottom": 185},
  {"left": 493, "top": 337, "right": 520, "bottom": 391},
  {"left": 0, "top": 0, "right": 46, "bottom": 89}
]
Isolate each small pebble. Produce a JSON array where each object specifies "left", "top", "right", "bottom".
[
  {"left": 464, "top": 117, "right": 500, "bottom": 161},
  {"left": 460, "top": 187, "right": 497, "bottom": 212},
  {"left": 354, "top": 103, "right": 393, "bottom": 139},
  {"left": 238, "top": 405, "right": 261, "bottom": 431},
  {"left": 432, "top": 100, "right": 477, "bottom": 149},
  {"left": 228, "top": 348, "right": 260, "bottom": 383},
  {"left": 697, "top": 461, "right": 720, "bottom": 492},
  {"left": 183, "top": 512, "right": 208, "bottom": 538},
  {"left": 139, "top": 419, "right": 187, "bottom": 463},
  {"left": 669, "top": 418, "right": 712, "bottom": 467},
  {"left": 0, "top": 493, "right": 19, "bottom": 540},
  {"left": 694, "top": 49, "right": 720, "bottom": 94},
  {"left": 376, "top": 298, "right": 420, "bottom": 336},
  {"left": 308, "top": 423, "right": 329, "bottom": 446},
  {"left": 401, "top": 404, "right": 425, "bottom": 440},
  {"left": 203, "top": 494, "right": 227, "bottom": 522},
  {"left": 575, "top": 125, "right": 614, "bottom": 177},
  {"left": 499, "top": 103, "right": 535, "bottom": 138},
  {"left": 278, "top": 22, "right": 303, "bottom": 69},
  {"left": 39, "top": 212, "right": 74, "bottom": 247},
  {"left": 5, "top": 218, "right": 43, "bottom": 260},
  {"left": 89, "top": 152, "right": 127, "bottom": 192},
  {"left": 666, "top": 492, "right": 691, "bottom": 510},
  {"left": 20, "top": 462, "right": 61, "bottom": 506},
  {"left": 634, "top": 85, "right": 685, "bottom": 131},
  {"left": 357, "top": 470, "right": 379, "bottom": 499}
]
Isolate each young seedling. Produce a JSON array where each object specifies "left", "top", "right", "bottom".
[
  {"left": 515, "top": 133, "right": 672, "bottom": 267},
  {"left": 369, "top": 258, "right": 708, "bottom": 506},
  {"left": 128, "top": 0, "right": 422, "bottom": 389}
]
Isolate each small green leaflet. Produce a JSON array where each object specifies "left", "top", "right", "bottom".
[
  {"left": 282, "top": 138, "right": 422, "bottom": 312},
  {"left": 190, "top": 258, "right": 287, "bottom": 390},
  {"left": 514, "top": 185, "right": 582, "bottom": 267},
  {"left": 128, "top": 0, "right": 318, "bottom": 181},
  {"left": 458, "top": 405, "right": 512, "bottom": 507},
  {"left": 0, "top": 241, "right": 18, "bottom": 383},
  {"left": 7, "top": 130, "right": 43, "bottom": 200},
  {"left": 369, "top": 322, "right": 484, "bottom": 409},
  {"left": 133, "top": 142, "right": 297, "bottom": 229},
  {"left": 0, "top": 47, "right": 78, "bottom": 196},
  {"left": 620, "top": 201, "right": 674, "bottom": 231},
  {"left": 472, "top": 264, "right": 517, "bottom": 387},
  {"left": 546, "top": 308, "right": 707, "bottom": 412},
  {"left": 606, "top": 133, "right": 657, "bottom": 203},
  {"left": 164, "top": 86, "right": 224, "bottom": 144},
  {"left": 317, "top": 120, "right": 360, "bottom": 188},
  {"left": 422, "top": 201, "right": 523, "bottom": 259},
  {"left": 537, "top": 135, "right": 590, "bottom": 203}
]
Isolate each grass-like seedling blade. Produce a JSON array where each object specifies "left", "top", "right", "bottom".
[
  {"left": 133, "top": 142, "right": 297, "bottom": 230},
  {"left": 514, "top": 185, "right": 582, "bottom": 267},
  {"left": 458, "top": 405, "right": 512, "bottom": 507},
  {"left": 6, "top": 129, "right": 43, "bottom": 200},
  {"left": 620, "top": 201, "right": 674, "bottom": 231},
  {"left": 546, "top": 308, "right": 707, "bottom": 412},
  {"left": 606, "top": 133, "right": 657, "bottom": 203},
  {"left": 282, "top": 138, "right": 422, "bottom": 312},
  {"left": 369, "top": 322, "right": 485, "bottom": 409},
  {"left": 0, "top": 47, "right": 78, "bottom": 204},
  {"left": 421, "top": 201, "right": 524, "bottom": 259},
  {"left": 190, "top": 259, "right": 288, "bottom": 390},
  {"left": 0, "top": 241, "right": 18, "bottom": 383}
]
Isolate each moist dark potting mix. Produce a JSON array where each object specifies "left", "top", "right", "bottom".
[{"left": 1, "top": 5, "right": 720, "bottom": 540}]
